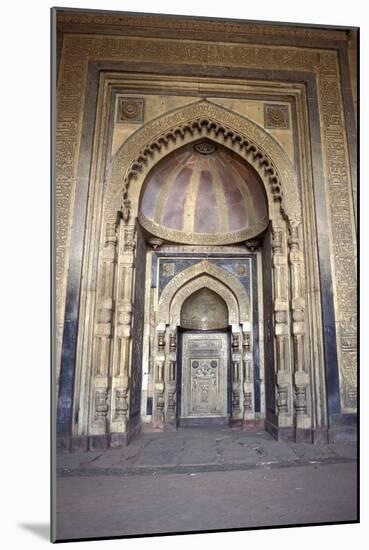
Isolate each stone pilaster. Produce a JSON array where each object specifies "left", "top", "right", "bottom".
[
  {"left": 230, "top": 330, "right": 241, "bottom": 418},
  {"left": 288, "top": 222, "right": 311, "bottom": 431},
  {"left": 165, "top": 330, "right": 177, "bottom": 423},
  {"left": 241, "top": 324, "right": 254, "bottom": 421},
  {"left": 272, "top": 226, "right": 293, "bottom": 427},
  {"left": 153, "top": 325, "right": 166, "bottom": 426},
  {"left": 90, "top": 221, "right": 117, "bottom": 436},
  {"left": 109, "top": 221, "right": 136, "bottom": 442}
]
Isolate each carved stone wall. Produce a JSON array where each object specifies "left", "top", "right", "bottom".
[
  {"left": 317, "top": 73, "right": 357, "bottom": 412},
  {"left": 55, "top": 13, "right": 356, "bottom": 446}
]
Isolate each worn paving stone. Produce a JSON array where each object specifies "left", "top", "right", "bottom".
[
  {"left": 56, "top": 462, "right": 357, "bottom": 540},
  {"left": 57, "top": 451, "right": 102, "bottom": 471},
  {"left": 56, "top": 428, "right": 357, "bottom": 475},
  {"left": 328, "top": 443, "right": 357, "bottom": 461},
  {"left": 178, "top": 437, "right": 219, "bottom": 465},
  {"left": 216, "top": 442, "right": 260, "bottom": 464},
  {"left": 256, "top": 440, "right": 299, "bottom": 462}
]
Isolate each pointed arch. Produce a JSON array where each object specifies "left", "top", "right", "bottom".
[
  {"left": 157, "top": 260, "right": 250, "bottom": 324},
  {"left": 169, "top": 275, "right": 239, "bottom": 327},
  {"left": 105, "top": 99, "right": 301, "bottom": 226}
]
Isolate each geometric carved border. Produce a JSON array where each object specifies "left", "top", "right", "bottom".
[{"left": 138, "top": 210, "right": 269, "bottom": 245}]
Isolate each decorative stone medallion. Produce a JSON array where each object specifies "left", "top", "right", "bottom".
[
  {"left": 235, "top": 263, "right": 246, "bottom": 276},
  {"left": 162, "top": 262, "right": 175, "bottom": 277},
  {"left": 264, "top": 104, "right": 290, "bottom": 129},
  {"left": 193, "top": 140, "right": 217, "bottom": 155},
  {"left": 117, "top": 97, "right": 145, "bottom": 123}
]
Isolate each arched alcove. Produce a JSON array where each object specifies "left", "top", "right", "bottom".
[
  {"left": 138, "top": 139, "right": 269, "bottom": 244},
  {"left": 73, "top": 98, "right": 311, "bottom": 444},
  {"left": 157, "top": 260, "right": 249, "bottom": 325},
  {"left": 180, "top": 288, "right": 229, "bottom": 330}
]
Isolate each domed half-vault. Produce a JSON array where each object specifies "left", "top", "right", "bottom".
[
  {"left": 180, "top": 287, "right": 229, "bottom": 330},
  {"left": 139, "top": 140, "right": 268, "bottom": 244}
]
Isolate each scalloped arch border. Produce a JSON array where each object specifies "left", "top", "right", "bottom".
[{"left": 106, "top": 99, "right": 301, "bottom": 225}]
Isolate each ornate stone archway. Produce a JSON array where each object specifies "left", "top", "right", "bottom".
[
  {"left": 169, "top": 275, "right": 239, "bottom": 327},
  {"left": 105, "top": 99, "right": 301, "bottom": 226},
  {"left": 157, "top": 260, "right": 250, "bottom": 326},
  {"left": 153, "top": 264, "right": 253, "bottom": 426},
  {"left": 74, "top": 98, "right": 310, "bottom": 444}
]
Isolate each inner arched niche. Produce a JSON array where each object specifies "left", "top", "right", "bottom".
[
  {"left": 138, "top": 139, "right": 269, "bottom": 245},
  {"left": 180, "top": 287, "right": 229, "bottom": 330}
]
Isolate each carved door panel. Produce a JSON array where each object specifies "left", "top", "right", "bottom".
[{"left": 181, "top": 332, "right": 228, "bottom": 418}]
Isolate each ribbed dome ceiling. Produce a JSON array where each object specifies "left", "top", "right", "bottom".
[{"left": 139, "top": 140, "right": 268, "bottom": 244}]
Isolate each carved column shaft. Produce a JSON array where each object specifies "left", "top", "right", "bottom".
[
  {"left": 153, "top": 326, "right": 166, "bottom": 424},
  {"left": 231, "top": 331, "right": 242, "bottom": 417},
  {"left": 166, "top": 330, "right": 177, "bottom": 420},
  {"left": 272, "top": 226, "right": 293, "bottom": 424},
  {"left": 233, "top": 360, "right": 240, "bottom": 383},
  {"left": 242, "top": 327, "right": 254, "bottom": 420},
  {"left": 109, "top": 222, "right": 136, "bottom": 434},
  {"left": 288, "top": 222, "right": 310, "bottom": 426},
  {"left": 90, "top": 221, "right": 118, "bottom": 434}
]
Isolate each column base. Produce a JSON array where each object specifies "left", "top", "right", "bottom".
[
  {"left": 88, "top": 434, "right": 109, "bottom": 451},
  {"left": 56, "top": 435, "right": 71, "bottom": 453},
  {"left": 328, "top": 413, "right": 357, "bottom": 442},
  {"left": 109, "top": 432, "right": 129, "bottom": 448},
  {"left": 265, "top": 418, "right": 312, "bottom": 442},
  {"left": 56, "top": 417, "right": 142, "bottom": 453},
  {"left": 71, "top": 436, "right": 88, "bottom": 452},
  {"left": 164, "top": 420, "right": 178, "bottom": 431},
  {"left": 312, "top": 428, "right": 329, "bottom": 444}
]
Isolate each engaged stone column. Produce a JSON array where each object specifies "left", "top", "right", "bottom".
[
  {"left": 272, "top": 226, "right": 293, "bottom": 427},
  {"left": 108, "top": 222, "right": 136, "bottom": 446},
  {"left": 231, "top": 329, "right": 242, "bottom": 418},
  {"left": 153, "top": 324, "right": 166, "bottom": 426},
  {"left": 288, "top": 221, "right": 310, "bottom": 432},
  {"left": 166, "top": 329, "right": 177, "bottom": 424},
  {"left": 90, "top": 221, "right": 118, "bottom": 443},
  {"left": 242, "top": 322, "right": 254, "bottom": 422}
]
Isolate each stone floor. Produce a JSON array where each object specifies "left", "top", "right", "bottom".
[
  {"left": 57, "top": 427, "right": 357, "bottom": 477},
  {"left": 55, "top": 428, "right": 358, "bottom": 541}
]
